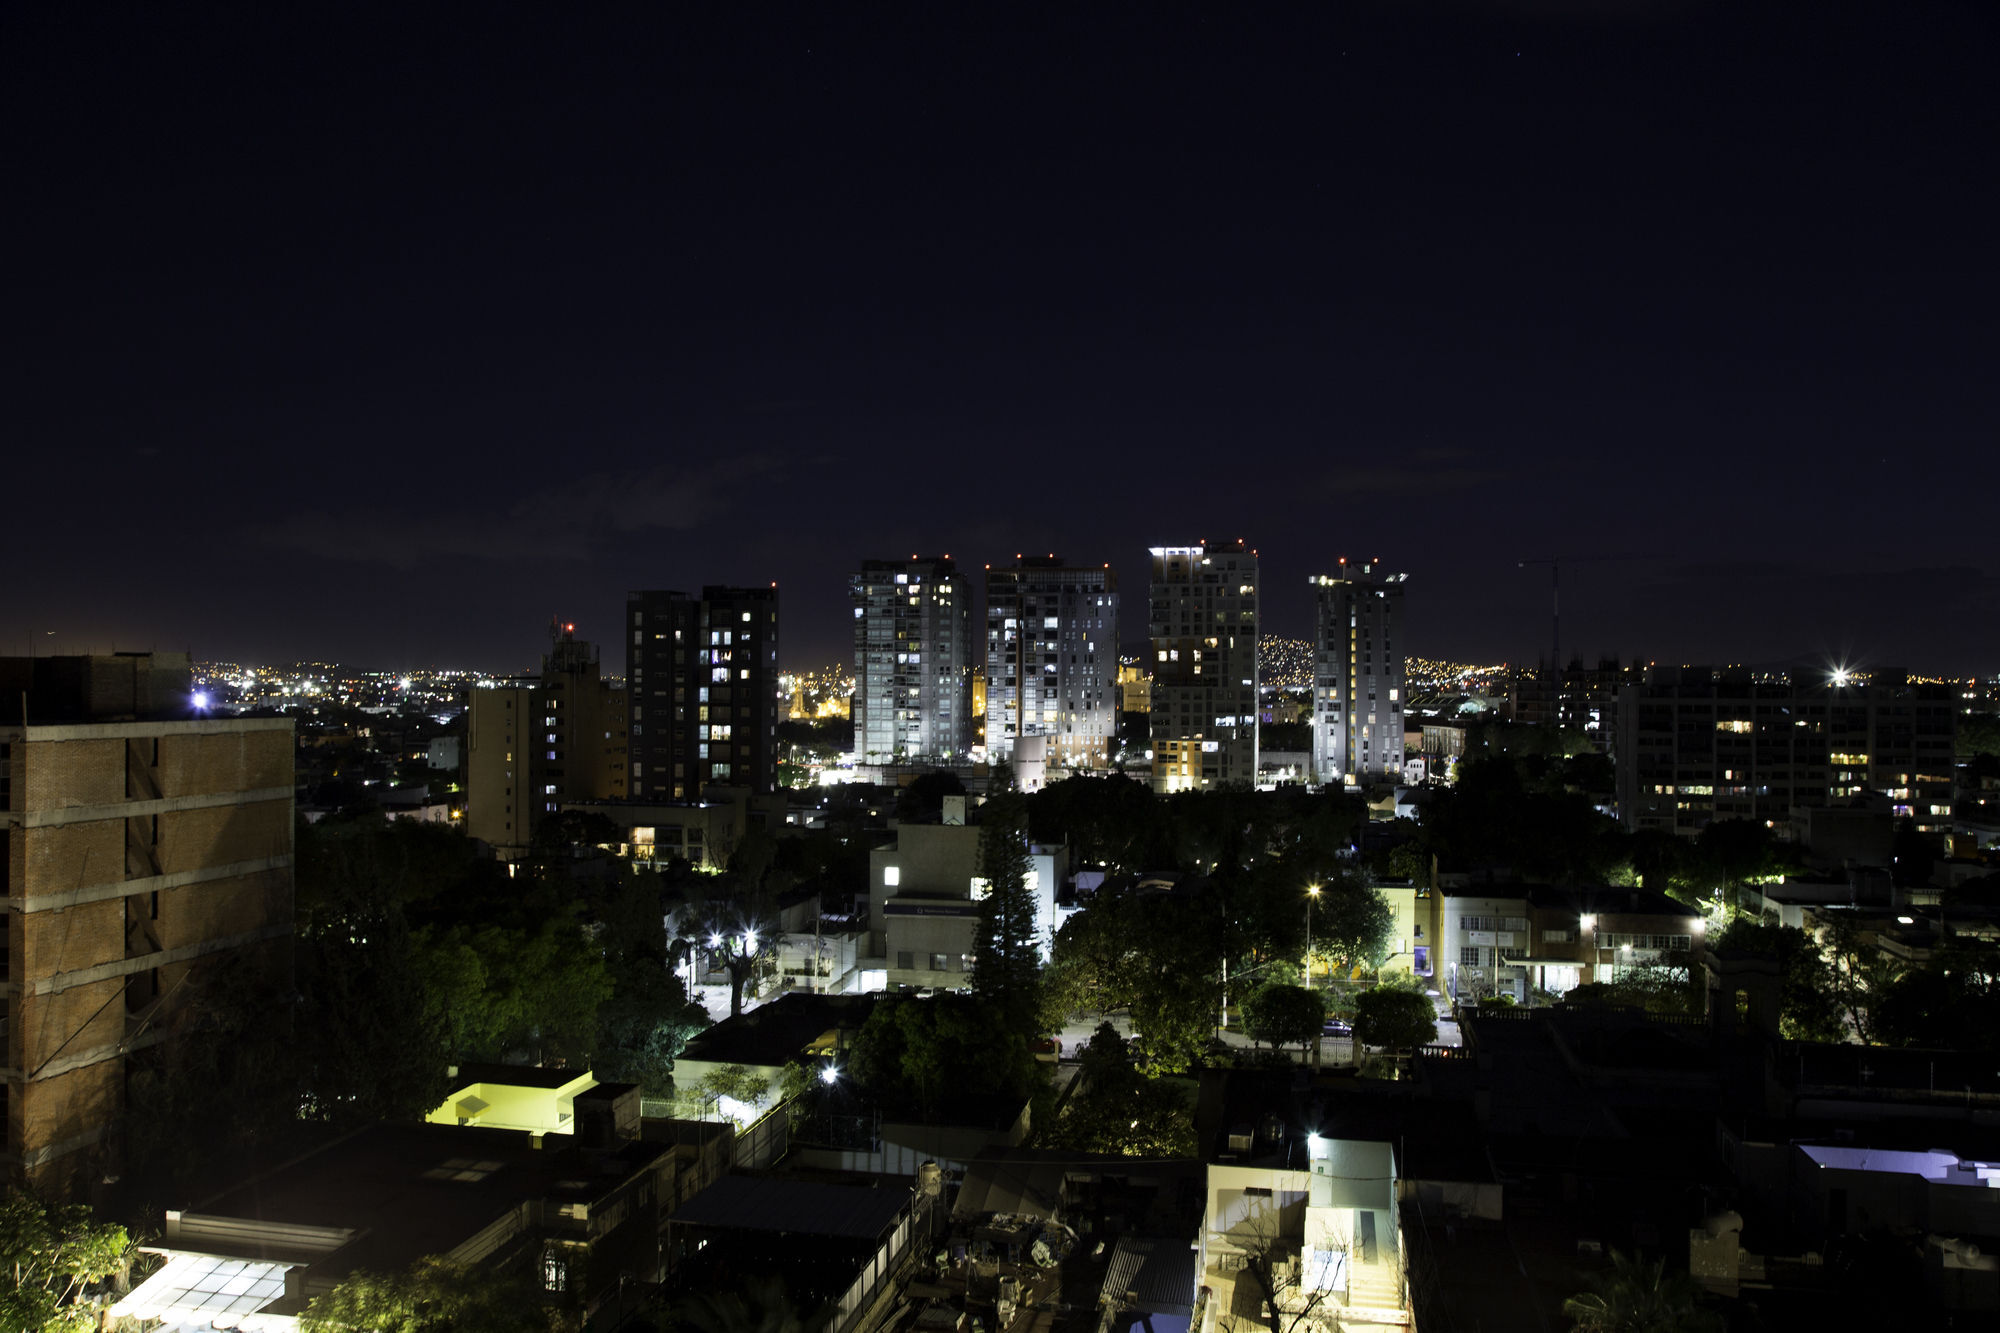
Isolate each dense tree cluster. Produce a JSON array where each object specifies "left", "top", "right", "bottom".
[
  {"left": 130, "top": 817, "right": 714, "bottom": 1191},
  {"left": 845, "top": 993, "right": 1040, "bottom": 1121},
  {"left": 1039, "top": 1024, "right": 1196, "bottom": 1157},
  {"left": 299, "top": 1256, "right": 549, "bottom": 1333},
  {"left": 0, "top": 1192, "right": 129, "bottom": 1333}
]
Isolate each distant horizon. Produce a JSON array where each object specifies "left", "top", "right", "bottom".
[{"left": 163, "top": 640, "right": 1994, "bottom": 687}]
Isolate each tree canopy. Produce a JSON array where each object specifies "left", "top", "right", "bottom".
[
  {"left": 0, "top": 1192, "right": 129, "bottom": 1333},
  {"left": 971, "top": 795, "right": 1042, "bottom": 1023},
  {"left": 1046, "top": 885, "right": 1225, "bottom": 1074},
  {"left": 1307, "top": 876, "right": 1396, "bottom": 981},
  {"left": 1038, "top": 1023, "right": 1197, "bottom": 1157},
  {"left": 846, "top": 993, "right": 1039, "bottom": 1121},
  {"left": 1352, "top": 988, "right": 1438, "bottom": 1050},
  {"left": 1561, "top": 1249, "right": 1720, "bottom": 1333},
  {"left": 1710, "top": 920, "right": 1841, "bottom": 1041},
  {"left": 1242, "top": 983, "right": 1326, "bottom": 1052},
  {"left": 299, "top": 1256, "right": 548, "bottom": 1333}
]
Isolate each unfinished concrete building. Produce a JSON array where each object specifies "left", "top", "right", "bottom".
[{"left": 0, "top": 653, "right": 293, "bottom": 1195}]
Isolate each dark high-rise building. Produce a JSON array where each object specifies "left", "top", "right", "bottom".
[
  {"left": 1510, "top": 657, "right": 1646, "bottom": 743},
  {"left": 851, "top": 558, "right": 973, "bottom": 765},
  {"left": 1311, "top": 561, "right": 1409, "bottom": 786},
  {"left": 1148, "top": 541, "right": 1259, "bottom": 792},
  {"left": 626, "top": 586, "right": 780, "bottom": 801},
  {"left": 466, "top": 622, "right": 628, "bottom": 856},
  {"left": 984, "top": 556, "right": 1119, "bottom": 770},
  {"left": 1616, "top": 667, "right": 1957, "bottom": 837}
]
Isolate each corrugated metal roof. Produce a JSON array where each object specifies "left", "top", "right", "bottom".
[
  {"left": 1100, "top": 1235, "right": 1198, "bottom": 1316},
  {"left": 667, "top": 1176, "right": 908, "bottom": 1240}
]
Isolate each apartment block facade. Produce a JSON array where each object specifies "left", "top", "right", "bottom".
[
  {"left": 0, "top": 654, "right": 293, "bottom": 1196},
  {"left": 983, "top": 557, "right": 1118, "bottom": 770},
  {"left": 851, "top": 558, "right": 973, "bottom": 764},
  {"left": 1430, "top": 884, "right": 1703, "bottom": 1005},
  {"left": 466, "top": 625, "right": 627, "bottom": 858},
  {"left": 1148, "top": 541, "right": 1259, "bottom": 792},
  {"left": 1615, "top": 668, "right": 1956, "bottom": 838},
  {"left": 627, "top": 586, "right": 780, "bottom": 801},
  {"left": 1310, "top": 562, "right": 1408, "bottom": 787}
]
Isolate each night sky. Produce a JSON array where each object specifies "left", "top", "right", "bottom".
[{"left": 9, "top": 2, "right": 1996, "bottom": 676}]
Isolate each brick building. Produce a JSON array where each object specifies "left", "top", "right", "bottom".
[
  {"left": 466, "top": 623, "right": 628, "bottom": 859},
  {"left": 0, "top": 653, "right": 294, "bottom": 1195}
]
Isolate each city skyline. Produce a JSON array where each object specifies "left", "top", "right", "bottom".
[{"left": 10, "top": 4, "right": 1996, "bottom": 675}]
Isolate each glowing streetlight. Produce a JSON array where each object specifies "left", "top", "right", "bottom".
[
  {"left": 1305, "top": 884, "right": 1321, "bottom": 986},
  {"left": 821, "top": 1064, "right": 841, "bottom": 1085}
]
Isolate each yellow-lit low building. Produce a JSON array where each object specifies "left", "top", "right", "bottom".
[{"left": 426, "top": 1064, "right": 602, "bottom": 1136}]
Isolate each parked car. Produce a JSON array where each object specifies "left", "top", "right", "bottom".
[{"left": 1321, "top": 1017, "right": 1354, "bottom": 1037}]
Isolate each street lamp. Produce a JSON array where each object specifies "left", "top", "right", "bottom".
[{"left": 1305, "top": 885, "right": 1321, "bottom": 987}]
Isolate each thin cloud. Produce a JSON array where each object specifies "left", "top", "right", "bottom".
[
  {"left": 1331, "top": 448, "right": 1508, "bottom": 496},
  {"left": 251, "top": 459, "right": 770, "bottom": 569}
]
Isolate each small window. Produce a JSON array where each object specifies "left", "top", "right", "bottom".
[
  {"left": 931, "top": 953, "right": 948, "bottom": 972},
  {"left": 897, "top": 951, "right": 914, "bottom": 970}
]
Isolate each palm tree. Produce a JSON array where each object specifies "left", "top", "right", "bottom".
[{"left": 1562, "top": 1250, "right": 1720, "bottom": 1333}]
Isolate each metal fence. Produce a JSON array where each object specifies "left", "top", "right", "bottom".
[{"left": 825, "top": 1190, "right": 941, "bottom": 1333}]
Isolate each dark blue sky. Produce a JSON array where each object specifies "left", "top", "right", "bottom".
[{"left": 8, "top": 1, "right": 1996, "bottom": 675}]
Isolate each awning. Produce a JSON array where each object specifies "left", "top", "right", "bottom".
[{"left": 110, "top": 1252, "right": 299, "bottom": 1331}]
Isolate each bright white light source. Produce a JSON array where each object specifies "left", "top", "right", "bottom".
[
  {"left": 1831, "top": 666, "right": 1853, "bottom": 687},
  {"left": 191, "top": 692, "right": 210, "bottom": 710},
  {"left": 821, "top": 1065, "right": 840, "bottom": 1085}
]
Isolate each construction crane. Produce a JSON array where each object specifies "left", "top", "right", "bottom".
[
  {"left": 1518, "top": 557, "right": 1565, "bottom": 679},
  {"left": 1517, "top": 553, "right": 1655, "bottom": 673}
]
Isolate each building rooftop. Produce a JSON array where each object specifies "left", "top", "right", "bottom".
[
  {"left": 1797, "top": 1144, "right": 2000, "bottom": 1186},
  {"left": 667, "top": 1175, "right": 910, "bottom": 1241},
  {"left": 446, "top": 1062, "right": 588, "bottom": 1091},
  {"left": 1101, "top": 1235, "right": 1200, "bottom": 1317},
  {"left": 174, "top": 1122, "right": 670, "bottom": 1296},
  {"left": 677, "top": 991, "right": 876, "bottom": 1069}
]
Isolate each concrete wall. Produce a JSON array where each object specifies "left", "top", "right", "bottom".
[{"left": 5, "top": 717, "right": 294, "bottom": 1195}]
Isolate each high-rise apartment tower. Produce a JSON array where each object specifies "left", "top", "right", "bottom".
[
  {"left": 851, "top": 558, "right": 972, "bottom": 764},
  {"left": 1311, "top": 561, "right": 1409, "bottom": 786},
  {"left": 1148, "top": 541, "right": 1259, "bottom": 791},
  {"left": 626, "top": 586, "right": 780, "bottom": 801},
  {"left": 984, "top": 557, "right": 1119, "bottom": 770}
]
